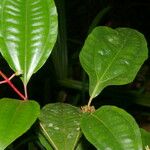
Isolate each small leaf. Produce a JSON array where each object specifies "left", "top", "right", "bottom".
[
  {"left": 80, "top": 26, "right": 148, "bottom": 99},
  {"left": 81, "top": 106, "right": 143, "bottom": 150},
  {"left": 0, "top": 98, "right": 40, "bottom": 150},
  {"left": 39, "top": 103, "right": 81, "bottom": 150},
  {"left": 140, "top": 128, "right": 150, "bottom": 148},
  {"left": 0, "top": 0, "right": 58, "bottom": 85}
]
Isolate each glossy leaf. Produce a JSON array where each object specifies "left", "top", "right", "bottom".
[
  {"left": 39, "top": 103, "right": 81, "bottom": 150},
  {"left": 141, "top": 128, "right": 150, "bottom": 148},
  {"left": 80, "top": 26, "right": 148, "bottom": 99},
  {"left": 0, "top": 98, "right": 40, "bottom": 150},
  {"left": 81, "top": 106, "right": 143, "bottom": 150},
  {"left": 0, "top": 0, "right": 58, "bottom": 85}
]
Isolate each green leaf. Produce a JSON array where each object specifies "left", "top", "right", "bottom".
[
  {"left": 0, "top": 98, "right": 40, "bottom": 150},
  {"left": 141, "top": 128, "right": 150, "bottom": 148},
  {"left": 0, "top": 0, "right": 58, "bottom": 85},
  {"left": 39, "top": 133, "right": 54, "bottom": 150},
  {"left": 39, "top": 103, "right": 81, "bottom": 150},
  {"left": 79, "top": 26, "right": 148, "bottom": 99},
  {"left": 81, "top": 106, "right": 143, "bottom": 150}
]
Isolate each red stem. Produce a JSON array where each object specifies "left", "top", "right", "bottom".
[
  {"left": 0, "top": 74, "right": 15, "bottom": 84},
  {"left": 0, "top": 71, "right": 26, "bottom": 100}
]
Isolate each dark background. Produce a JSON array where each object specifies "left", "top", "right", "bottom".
[
  {"left": 1, "top": 0, "right": 150, "bottom": 111},
  {"left": 0, "top": 0, "right": 150, "bottom": 113},
  {"left": 1, "top": 0, "right": 150, "bottom": 149}
]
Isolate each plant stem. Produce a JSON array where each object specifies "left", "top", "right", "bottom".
[
  {"left": 0, "top": 71, "right": 26, "bottom": 100},
  {"left": 0, "top": 73, "right": 16, "bottom": 84},
  {"left": 87, "top": 96, "right": 93, "bottom": 107},
  {"left": 24, "top": 84, "right": 28, "bottom": 100}
]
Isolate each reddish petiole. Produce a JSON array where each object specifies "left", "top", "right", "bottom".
[{"left": 0, "top": 70, "right": 27, "bottom": 100}]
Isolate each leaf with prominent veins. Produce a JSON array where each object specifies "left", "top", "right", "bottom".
[
  {"left": 39, "top": 103, "right": 81, "bottom": 150},
  {"left": 0, "top": 0, "right": 58, "bottom": 85}
]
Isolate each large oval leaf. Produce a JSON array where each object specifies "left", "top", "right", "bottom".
[
  {"left": 81, "top": 106, "right": 143, "bottom": 150},
  {"left": 79, "top": 26, "right": 148, "bottom": 99},
  {"left": 39, "top": 103, "right": 81, "bottom": 150},
  {"left": 0, "top": 98, "right": 40, "bottom": 150},
  {"left": 0, "top": 0, "right": 58, "bottom": 85}
]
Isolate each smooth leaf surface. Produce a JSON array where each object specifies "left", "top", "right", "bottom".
[
  {"left": 80, "top": 26, "right": 148, "bottom": 99},
  {"left": 39, "top": 103, "right": 81, "bottom": 150},
  {"left": 0, "top": 98, "right": 40, "bottom": 150},
  {"left": 141, "top": 128, "right": 150, "bottom": 148},
  {"left": 81, "top": 106, "right": 143, "bottom": 150},
  {"left": 0, "top": 0, "right": 58, "bottom": 85}
]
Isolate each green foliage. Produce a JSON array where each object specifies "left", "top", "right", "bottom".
[
  {"left": 80, "top": 26, "right": 148, "bottom": 100},
  {"left": 81, "top": 106, "right": 143, "bottom": 150},
  {"left": 0, "top": 0, "right": 149, "bottom": 149},
  {"left": 141, "top": 128, "right": 150, "bottom": 149},
  {"left": 38, "top": 133, "right": 53, "bottom": 150},
  {"left": 0, "top": 98, "right": 40, "bottom": 150},
  {"left": 0, "top": 0, "right": 58, "bottom": 85},
  {"left": 39, "top": 103, "right": 81, "bottom": 150}
]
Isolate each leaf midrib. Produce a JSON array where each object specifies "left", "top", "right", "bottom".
[
  {"left": 91, "top": 113, "right": 123, "bottom": 149},
  {"left": 40, "top": 123, "right": 59, "bottom": 150},
  {"left": 24, "top": 0, "right": 28, "bottom": 85},
  {"left": 24, "top": 0, "right": 53, "bottom": 82},
  {"left": 91, "top": 37, "right": 124, "bottom": 98}
]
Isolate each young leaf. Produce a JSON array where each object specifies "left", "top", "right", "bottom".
[
  {"left": 81, "top": 106, "right": 143, "bottom": 150},
  {"left": 0, "top": 0, "right": 58, "bottom": 85},
  {"left": 39, "top": 103, "right": 81, "bottom": 150},
  {"left": 80, "top": 27, "right": 148, "bottom": 99},
  {"left": 0, "top": 98, "right": 40, "bottom": 150}
]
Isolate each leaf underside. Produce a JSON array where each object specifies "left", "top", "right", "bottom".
[
  {"left": 39, "top": 103, "right": 81, "bottom": 150},
  {"left": 80, "top": 26, "right": 148, "bottom": 99},
  {"left": 0, "top": 0, "right": 58, "bottom": 85}
]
